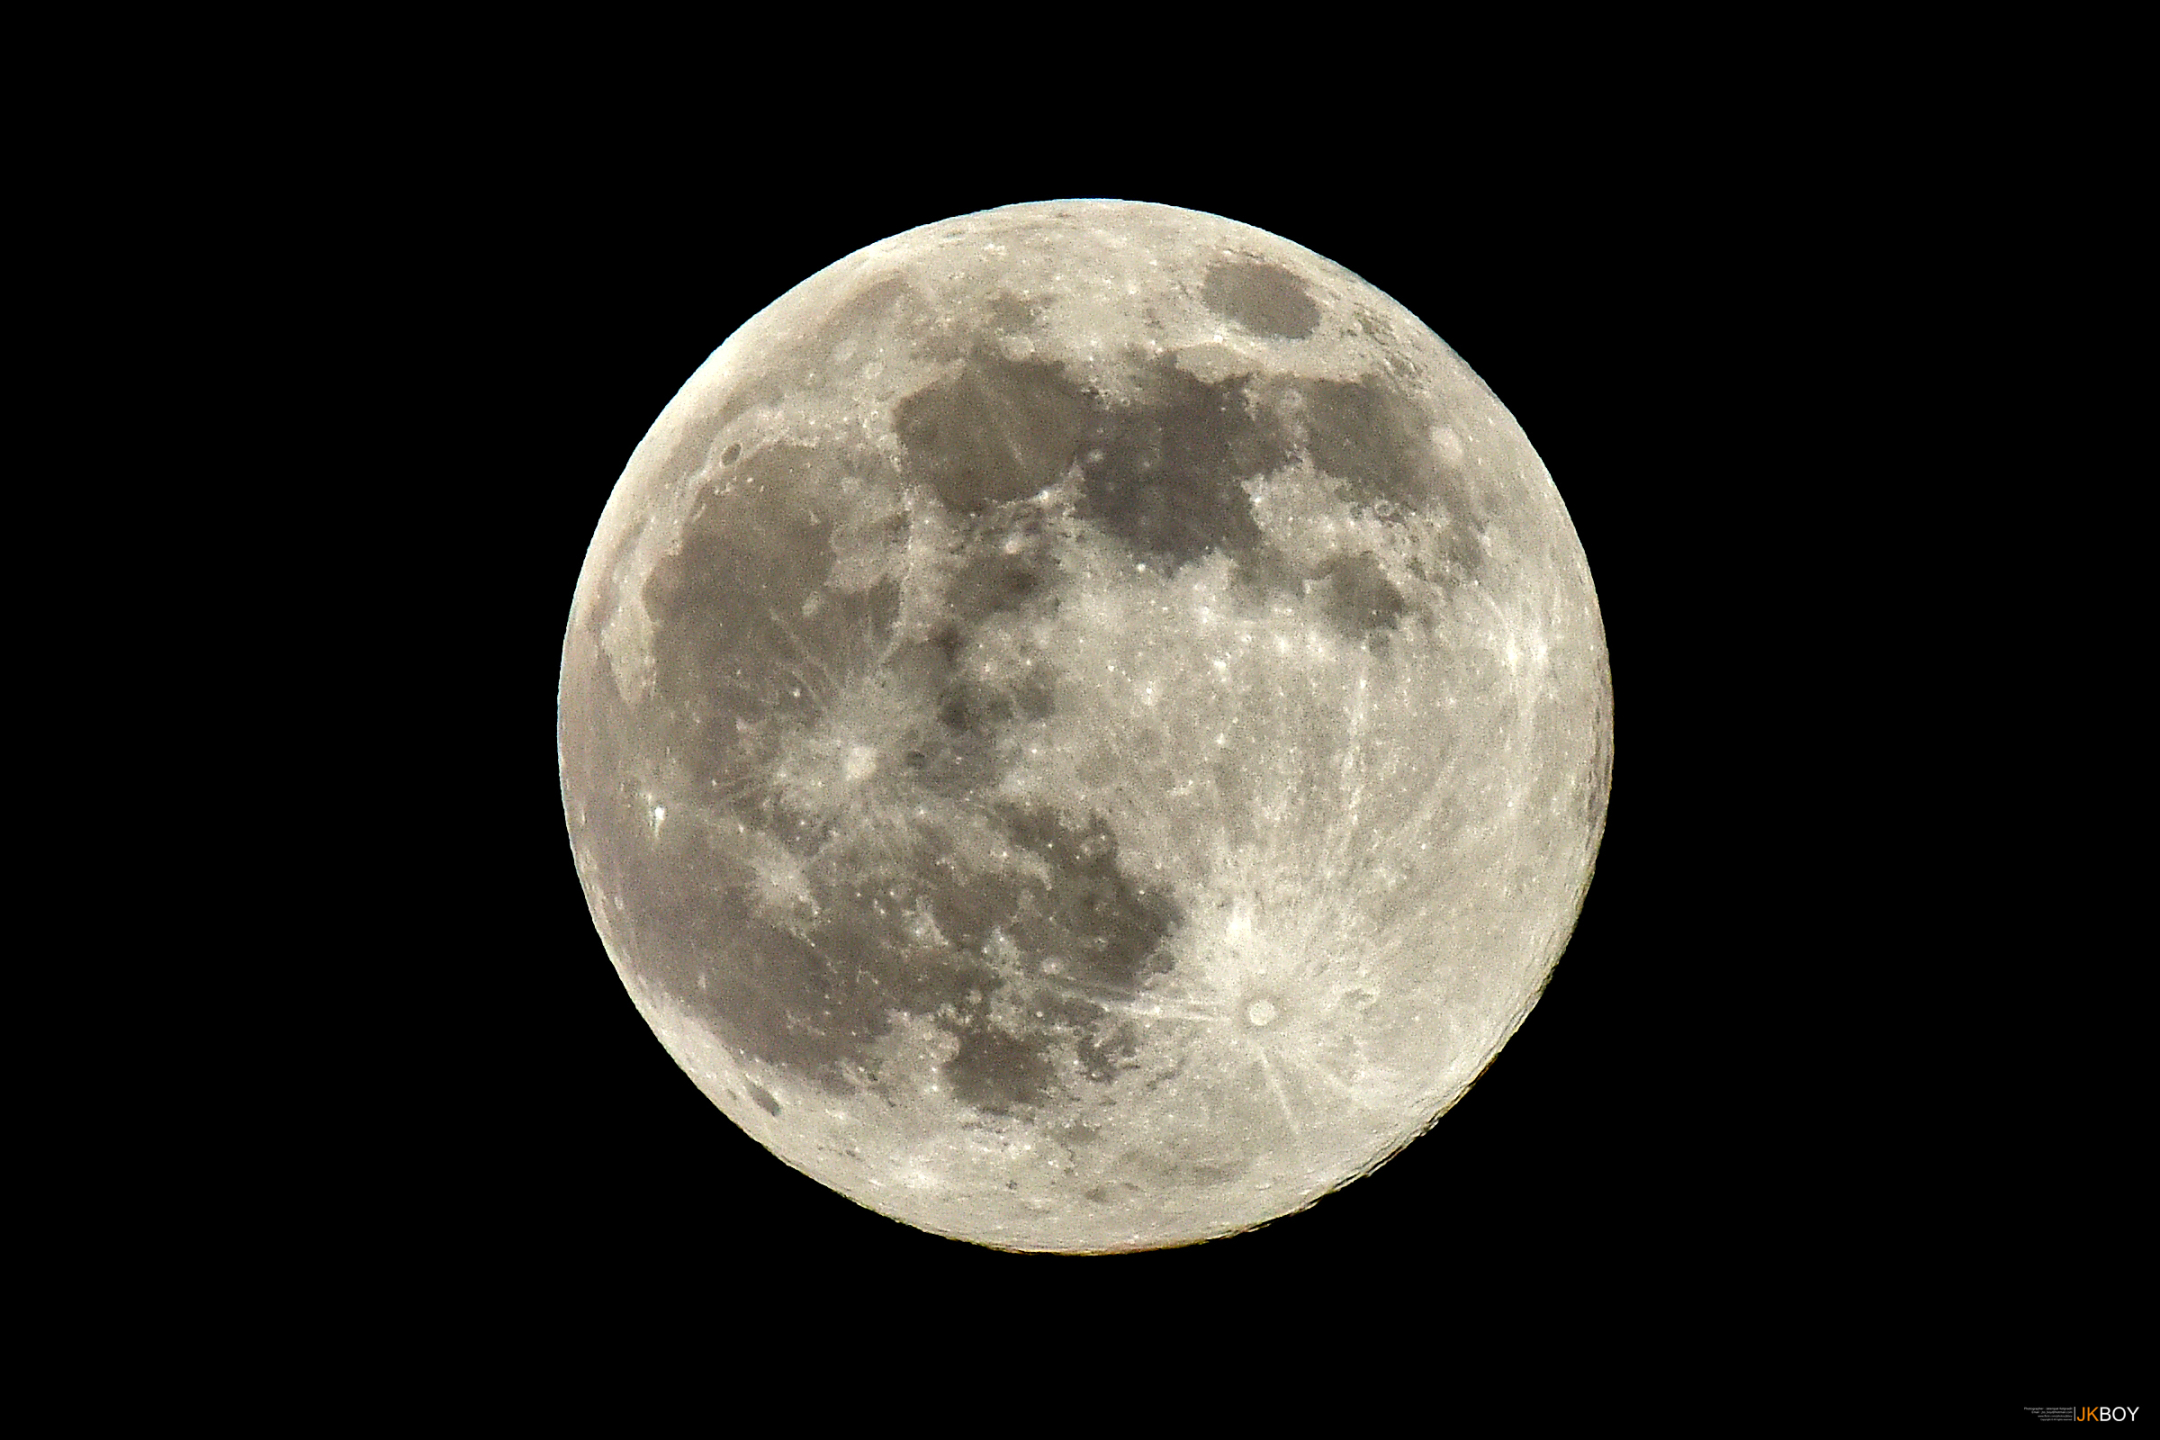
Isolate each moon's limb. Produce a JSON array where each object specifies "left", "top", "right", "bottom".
[{"left": 558, "top": 201, "right": 1611, "bottom": 1252}]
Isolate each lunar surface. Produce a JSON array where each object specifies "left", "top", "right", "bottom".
[{"left": 558, "top": 201, "right": 1611, "bottom": 1252}]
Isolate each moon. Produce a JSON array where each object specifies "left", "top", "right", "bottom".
[{"left": 557, "top": 200, "right": 1612, "bottom": 1252}]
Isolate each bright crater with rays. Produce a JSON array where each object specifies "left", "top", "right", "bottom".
[{"left": 558, "top": 201, "right": 1611, "bottom": 1251}]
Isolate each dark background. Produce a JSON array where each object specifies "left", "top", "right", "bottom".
[
  {"left": 380, "top": 152, "right": 2131, "bottom": 1378},
  {"left": 425, "top": 170, "right": 1730, "bottom": 1294}
]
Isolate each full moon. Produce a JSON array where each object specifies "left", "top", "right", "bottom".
[{"left": 558, "top": 200, "right": 1612, "bottom": 1252}]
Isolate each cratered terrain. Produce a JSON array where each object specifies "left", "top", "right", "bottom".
[{"left": 558, "top": 200, "right": 1612, "bottom": 1252}]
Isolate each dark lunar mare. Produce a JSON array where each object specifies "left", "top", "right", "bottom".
[
  {"left": 1200, "top": 258, "right": 1322, "bottom": 341},
  {"left": 893, "top": 331, "right": 1482, "bottom": 629}
]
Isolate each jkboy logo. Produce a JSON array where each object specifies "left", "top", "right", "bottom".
[{"left": 2026, "top": 1409, "right": 2140, "bottom": 1423}]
